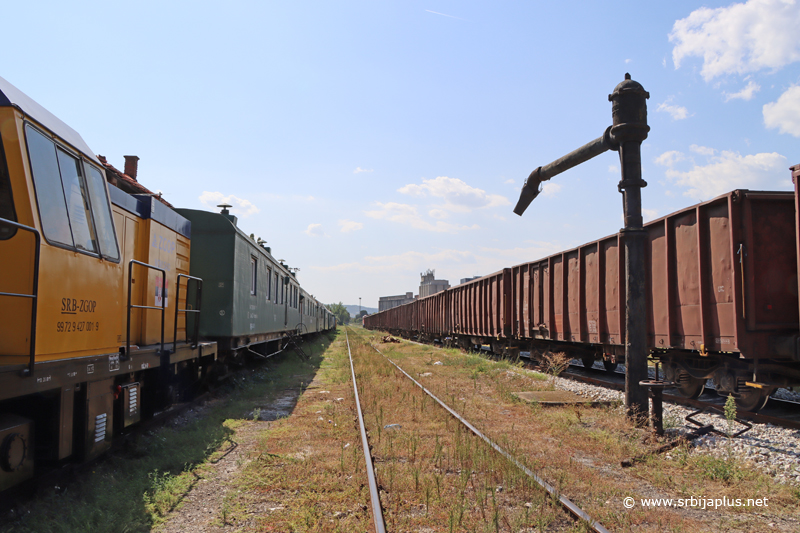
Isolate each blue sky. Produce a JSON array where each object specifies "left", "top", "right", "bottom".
[{"left": 3, "top": 0, "right": 798, "bottom": 307}]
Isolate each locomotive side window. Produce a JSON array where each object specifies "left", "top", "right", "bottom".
[
  {"left": 56, "top": 147, "right": 97, "bottom": 252},
  {"left": 84, "top": 164, "right": 120, "bottom": 261},
  {"left": 0, "top": 131, "right": 16, "bottom": 240},
  {"left": 25, "top": 126, "right": 74, "bottom": 247}
]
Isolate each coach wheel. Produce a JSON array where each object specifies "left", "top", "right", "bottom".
[
  {"left": 603, "top": 360, "right": 618, "bottom": 372},
  {"left": 581, "top": 355, "right": 595, "bottom": 370},
  {"left": 734, "top": 387, "right": 771, "bottom": 413}
]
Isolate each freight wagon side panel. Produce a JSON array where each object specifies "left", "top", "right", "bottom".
[
  {"left": 603, "top": 237, "right": 623, "bottom": 346},
  {"left": 743, "top": 194, "right": 798, "bottom": 332},
  {"left": 566, "top": 250, "right": 580, "bottom": 342},
  {"left": 583, "top": 244, "right": 600, "bottom": 344}
]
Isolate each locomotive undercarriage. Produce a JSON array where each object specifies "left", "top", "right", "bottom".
[{"left": 0, "top": 341, "right": 217, "bottom": 493}]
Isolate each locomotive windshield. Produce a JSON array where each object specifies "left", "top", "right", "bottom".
[{"left": 25, "top": 124, "right": 119, "bottom": 260}]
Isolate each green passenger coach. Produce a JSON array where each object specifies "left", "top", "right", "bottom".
[{"left": 177, "top": 205, "right": 331, "bottom": 355}]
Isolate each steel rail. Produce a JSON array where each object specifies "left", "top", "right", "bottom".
[
  {"left": 344, "top": 328, "right": 386, "bottom": 533},
  {"left": 359, "top": 333, "right": 609, "bottom": 533}
]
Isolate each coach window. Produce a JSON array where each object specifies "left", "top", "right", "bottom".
[
  {"left": 84, "top": 163, "right": 120, "bottom": 261},
  {"left": 0, "top": 132, "right": 16, "bottom": 240},
  {"left": 274, "top": 272, "right": 279, "bottom": 303},
  {"left": 250, "top": 257, "right": 257, "bottom": 295},
  {"left": 267, "top": 267, "right": 272, "bottom": 301}
]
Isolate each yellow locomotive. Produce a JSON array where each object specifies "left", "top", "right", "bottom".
[{"left": 0, "top": 76, "right": 217, "bottom": 491}]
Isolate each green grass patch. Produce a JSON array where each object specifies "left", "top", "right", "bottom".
[{"left": 2, "top": 334, "right": 333, "bottom": 533}]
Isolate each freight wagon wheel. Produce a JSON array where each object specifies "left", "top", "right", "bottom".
[
  {"left": 603, "top": 360, "right": 618, "bottom": 372},
  {"left": 675, "top": 373, "right": 705, "bottom": 399},
  {"left": 581, "top": 355, "right": 595, "bottom": 370},
  {"left": 734, "top": 387, "right": 771, "bottom": 413}
]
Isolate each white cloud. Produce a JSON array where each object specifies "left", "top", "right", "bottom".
[
  {"left": 311, "top": 242, "right": 562, "bottom": 277},
  {"left": 504, "top": 178, "right": 515, "bottom": 184},
  {"left": 690, "top": 144, "right": 717, "bottom": 156},
  {"left": 428, "top": 209, "right": 448, "bottom": 219},
  {"left": 625, "top": 58, "right": 632, "bottom": 64},
  {"left": 670, "top": 0, "right": 800, "bottom": 81},
  {"left": 763, "top": 84, "right": 800, "bottom": 136},
  {"left": 608, "top": 165, "right": 619, "bottom": 173},
  {"left": 304, "top": 223, "right": 327, "bottom": 237},
  {"left": 198, "top": 191, "right": 259, "bottom": 217},
  {"left": 723, "top": 79, "right": 761, "bottom": 101},
  {"left": 642, "top": 208, "right": 659, "bottom": 222},
  {"left": 364, "top": 202, "right": 479, "bottom": 233},
  {"left": 657, "top": 98, "right": 691, "bottom": 120},
  {"left": 666, "top": 150, "right": 788, "bottom": 199},
  {"left": 540, "top": 182, "right": 562, "bottom": 197},
  {"left": 398, "top": 176, "right": 510, "bottom": 212},
  {"left": 354, "top": 167, "right": 373, "bottom": 174},
  {"left": 655, "top": 151, "right": 686, "bottom": 167},
  {"left": 338, "top": 220, "right": 363, "bottom": 233}
]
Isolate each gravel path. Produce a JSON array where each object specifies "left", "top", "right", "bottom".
[{"left": 550, "top": 367, "right": 800, "bottom": 487}]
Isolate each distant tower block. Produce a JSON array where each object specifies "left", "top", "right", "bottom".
[{"left": 419, "top": 269, "right": 450, "bottom": 298}]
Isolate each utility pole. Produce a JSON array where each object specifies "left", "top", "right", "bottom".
[{"left": 513, "top": 73, "right": 650, "bottom": 421}]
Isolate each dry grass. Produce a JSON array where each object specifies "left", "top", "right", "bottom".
[
  {"left": 221, "top": 332, "right": 374, "bottom": 532},
  {"left": 163, "top": 327, "right": 799, "bottom": 532},
  {"left": 354, "top": 327, "right": 800, "bottom": 532},
  {"left": 348, "top": 332, "right": 570, "bottom": 532}
]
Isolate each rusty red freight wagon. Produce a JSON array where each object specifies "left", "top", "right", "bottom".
[
  {"left": 510, "top": 188, "right": 800, "bottom": 411},
  {"left": 364, "top": 180, "right": 800, "bottom": 412},
  {"left": 449, "top": 269, "right": 511, "bottom": 350}
]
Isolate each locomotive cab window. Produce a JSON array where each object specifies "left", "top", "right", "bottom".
[{"left": 25, "top": 124, "right": 119, "bottom": 260}]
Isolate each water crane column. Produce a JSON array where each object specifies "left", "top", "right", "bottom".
[{"left": 513, "top": 73, "right": 650, "bottom": 421}]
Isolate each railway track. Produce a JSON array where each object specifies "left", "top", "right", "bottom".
[{"left": 344, "top": 327, "right": 609, "bottom": 532}]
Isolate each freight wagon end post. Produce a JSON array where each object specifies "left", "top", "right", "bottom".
[{"left": 513, "top": 73, "right": 650, "bottom": 422}]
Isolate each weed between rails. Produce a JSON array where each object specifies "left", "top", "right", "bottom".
[
  {"left": 351, "top": 327, "right": 800, "bottom": 532},
  {"left": 347, "top": 329, "right": 566, "bottom": 532}
]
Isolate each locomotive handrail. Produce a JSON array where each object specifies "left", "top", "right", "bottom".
[
  {"left": 0, "top": 217, "right": 41, "bottom": 378},
  {"left": 126, "top": 260, "right": 166, "bottom": 359},
  {"left": 173, "top": 273, "right": 203, "bottom": 353}
]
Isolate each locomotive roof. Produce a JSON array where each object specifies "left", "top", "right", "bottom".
[{"left": 0, "top": 75, "right": 100, "bottom": 164}]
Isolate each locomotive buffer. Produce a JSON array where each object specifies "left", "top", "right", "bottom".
[{"left": 514, "top": 73, "right": 650, "bottom": 421}]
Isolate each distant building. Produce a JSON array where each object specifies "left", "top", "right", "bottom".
[
  {"left": 379, "top": 292, "right": 415, "bottom": 312},
  {"left": 419, "top": 269, "right": 450, "bottom": 298},
  {"left": 460, "top": 276, "right": 480, "bottom": 284}
]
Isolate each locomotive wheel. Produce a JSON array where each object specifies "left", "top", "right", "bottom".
[
  {"left": 581, "top": 355, "right": 595, "bottom": 370},
  {"left": 603, "top": 360, "right": 618, "bottom": 372},
  {"left": 675, "top": 373, "right": 705, "bottom": 399},
  {"left": 734, "top": 387, "right": 771, "bottom": 413}
]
